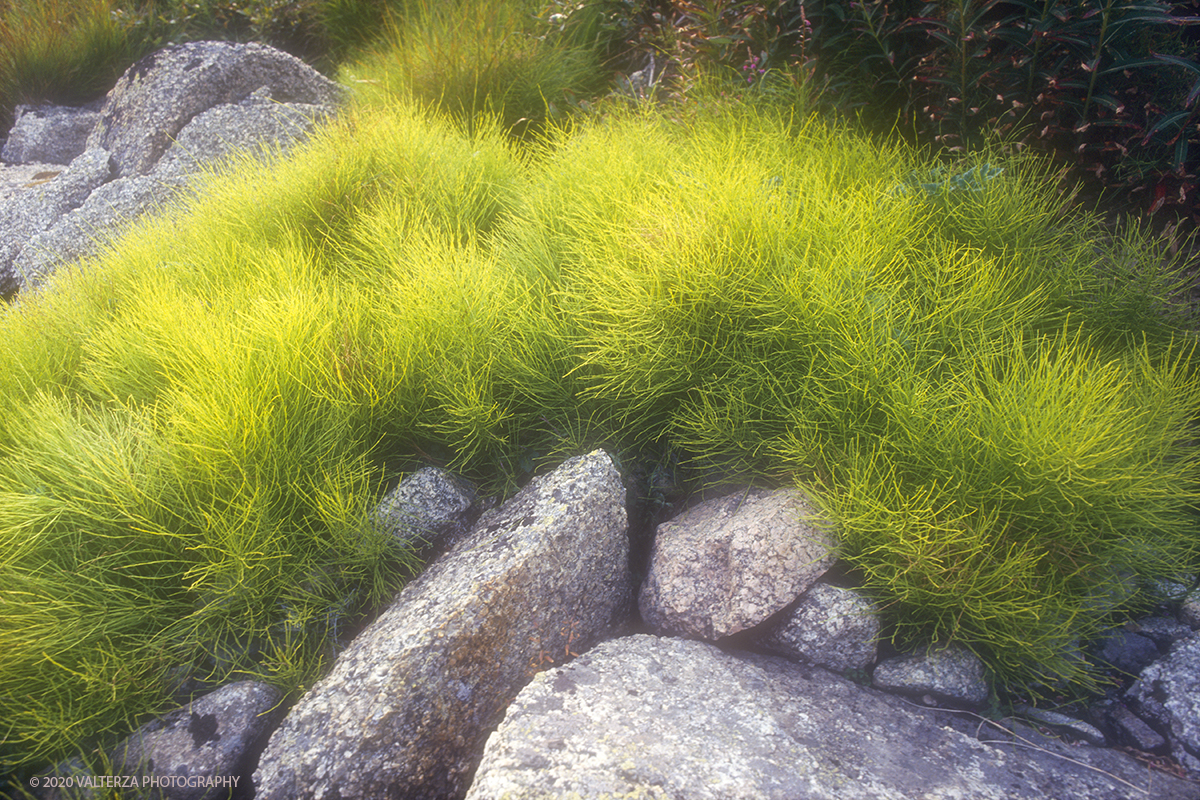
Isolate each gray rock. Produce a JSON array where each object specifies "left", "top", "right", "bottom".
[
  {"left": 87, "top": 41, "right": 343, "bottom": 179},
  {"left": 758, "top": 581, "right": 880, "bottom": 673},
  {"left": 1012, "top": 704, "right": 1106, "bottom": 746},
  {"left": 1094, "top": 628, "right": 1160, "bottom": 677},
  {"left": 2, "top": 102, "right": 102, "bottom": 165},
  {"left": 373, "top": 466, "right": 478, "bottom": 553},
  {"left": 12, "top": 87, "right": 328, "bottom": 289},
  {"left": 639, "top": 487, "right": 835, "bottom": 640},
  {"left": 872, "top": 642, "right": 990, "bottom": 707},
  {"left": 464, "top": 634, "right": 1198, "bottom": 800},
  {"left": 0, "top": 148, "right": 110, "bottom": 295},
  {"left": 1148, "top": 576, "right": 1196, "bottom": 604},
  {"left": 151, "top": 89, "right": 334, "bottom": 185},
  {"left": 254, "top": 450, "right": 632, "bottom": 800},
  {"left": 1133, "top": 616, "right": 1196, "bottom": 649},
  {"left": 1127, "top": 633, "right": 1200, "bottom": 774},
  {"left": 1105, "top": 701, "right": 1169, "bottom": 753},
  {"left": 36, "top": 681, "right": 281, "bottom": 800},
  {"left": 13, "top": 172, "right": 184, "bottom": 290},
  {"left": 3, "top": 43, "right": 342, "bottom": 296},
  {"left": 1181, "top": 596, "right": 1200, "bottom": 629},
  {"left": 0, "top": 163, "right": 67, "bottom": 207}
]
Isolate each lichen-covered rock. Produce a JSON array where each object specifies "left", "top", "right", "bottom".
[
  {"left": 2, "top": 102, "right": 102, "bottom": 166},
  {"left": 253, "top": 450, "right": 632, "bottom": 800},
  {"left": 86, "top": 41, "right": 343, "bottom": 179},
  {"left": 639, "top": 487, "right": 835, "bottom": 640},
  {"left": 372, "top": 466, "right": 479, "bottom": 554},
  {"left": 35, "top": 681, "right": 281, "bottom": 800},
  {"left": 0, "top": 147, "right": 110, "bottom": 295},
  {"left": 150, "top": 88, "right": 334, "bottom": 184},
  {"left": 12, "top": 172, "right": 182, "bottom": 290},
  {"left": 1127, "top": 633, "right": 1200, "bottom": 775},
  {"left": 758, "top": 582, "right": 880, "bottom": 673},
  {"left": 464, "top": 634, "right": 1196, "bottom": 800},
  {"left": 872, "top": 642, "right": 990, "bottom": 707}
]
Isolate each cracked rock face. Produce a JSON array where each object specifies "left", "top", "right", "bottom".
[
  {"left": 465, "top": 634, "right": 1200, "bottom": 800},
  {"left": 253, "top": 450, "right": 633, "bottom": 800},
  {"left": 639, "top": 487, "right": 836, "bottom": 640}
]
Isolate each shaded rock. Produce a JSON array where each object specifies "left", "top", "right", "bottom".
[
  {"left": 1127, "top": 634, "right": 1200, "bottom": 774},
  {"left": 872, "top": 642, "right": 990, "bottom": 707},
  {"left": 254, "top": 450, "right": 632, "bottom": 800},
  {"left": 36, "top": 681, "right": 281, "bottom": 800},
  {"left": 758, "top": 581, "right": 880, "bottom": 673},
  {"left": 1132, "top": 616, "right": 1195, "bottom": 650},
  {"left": 373, "top": 466, "right": 479, "bottom": 554},
  {"left": 1148, "top": 576, "right": 1196, "bottom": 605},
  {"left": 2, "top": 102, "right": 101, "bottom": 165},
  {"left": 1181, "top": 595, "right": 1200, "bottom": 630},
  {"left": 639, "top": 487, "right": 835, "bottom": 640},
  {"left": 465, "top": 634, "right": 1198, "bottom": 800},
  {"left": 1094, "top": 628, "right": 1160, "bottom": 677},
  {"left": 1012, "top": 704, "right": 1106, "bottom": 746},
  {"left": 0, "top": 148, "right": 110, "bottom": 295},
  {"left": 1105, "top": 701, "right": 1169, "bottom": 753},
  {"left": 87, "top": 41, "right": 343, "bottom": 179}
]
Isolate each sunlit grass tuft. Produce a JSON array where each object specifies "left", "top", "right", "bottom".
[
  {"left": 0, "top": 100, "right": 522, "bottom": 773},
  {"left": 340, "top": 0, "right": 605, "bottom": 137}
]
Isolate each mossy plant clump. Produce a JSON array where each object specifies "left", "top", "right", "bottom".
[{"left": 1, "top": 62, "right": 1197, "bottom": 778}]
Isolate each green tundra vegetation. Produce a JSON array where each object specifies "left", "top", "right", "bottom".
[{"left": 1, "top": 0, "right": 1198, "bottom": 785}]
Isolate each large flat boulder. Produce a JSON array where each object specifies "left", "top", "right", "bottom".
[
  {"left": 253, "top": 450, "right": 633, "bottom": 800},
  {"left": 465, "top": 634, "right": 1200, "bottom": 799}
]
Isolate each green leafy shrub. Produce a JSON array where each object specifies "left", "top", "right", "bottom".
[{"left": 801, "top": 0, "right": 1200, "bottom": 218}]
